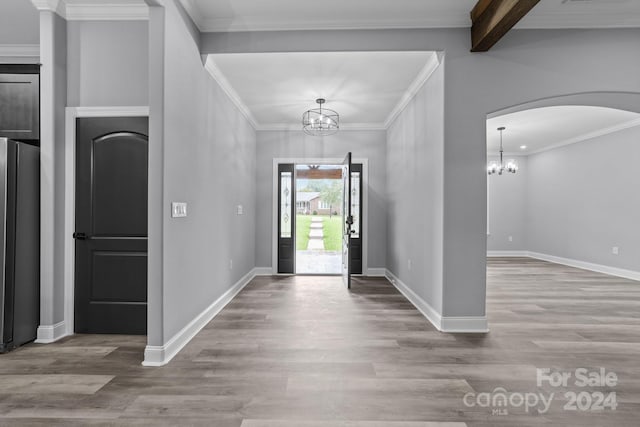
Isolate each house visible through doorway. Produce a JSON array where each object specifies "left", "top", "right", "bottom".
[
  {"left": 296, "top": 164, "right": 343, "bottom": 274},
  {"left": 277, "top": 161, "right": 363, "bottom": 276}
]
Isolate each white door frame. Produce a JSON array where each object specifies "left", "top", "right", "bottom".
[
  {"left": 271, "top": 157, "right": 369, "bottom": 275},
  {"left": 63, "top": 106, "right": 149, "bottom": 337}
]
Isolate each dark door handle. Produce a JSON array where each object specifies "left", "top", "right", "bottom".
[{"left": 73, "top": 232, "right": 88, "bottom": 240}]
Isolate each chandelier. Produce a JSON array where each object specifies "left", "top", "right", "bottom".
[
  {"left": 302, "top": 98, "right": 339, "bottom": 136},
  {"left": 488, "top": 126, "right": 518, "bottom": 175}
]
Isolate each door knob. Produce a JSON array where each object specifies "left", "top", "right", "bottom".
[{"left": 73, "top": 232, "right": 88, "bottom": 240}]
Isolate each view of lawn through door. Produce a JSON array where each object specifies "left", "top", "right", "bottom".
[{"left": 295, "top": 164, "right": 343, "bottom": 274}]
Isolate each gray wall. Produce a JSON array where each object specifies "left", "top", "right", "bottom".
[
  {"left": 150, "top": 0, "right": 257, "bottom": 344},
  {"left": 526, "top": 126, "right": 640, "bottom": 271},
  {"left": 386, "top": 62, "right": 444, "bottom": 313},
  {"left": 255, "top": 130, "right": 387, "bottom": 270},
  {"left": 67, "top": 21, "right": 148, "bottom": 106},
  {"left": 202, "top": 27, "right": 640, "bottom": 317},
  {"left": 487, "top": 156, "right": 527, "bottom": 252},
  {"left": 0, "top": 0, "right": 39, "bottom": 45}
]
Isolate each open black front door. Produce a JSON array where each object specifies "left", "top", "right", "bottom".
[
  {"left": 342, "top": 152, "right": 353, "bottom": 288},
  {"left": 277, "top": 163, "right": 295, "bottom": 273},
  {"left": 349, "top": 163, "right": 363, "bottom": 275},
  {"left": 75, "top": 117, "right": 148, "bottom": 334}
]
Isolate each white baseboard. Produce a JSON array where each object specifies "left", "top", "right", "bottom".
[
  {"left": 366, "top": 268, "right": 386, "bottom": 277},
  {"left": 253, "top": 267, "right": 273, "bottom": 276},
  {"left": 385, "top": 269, "right": 488, "bottom": 333},
  {"left": 441, "top": 316, "right": 489, "bottom": 333},
  {"left": 487, "top": 250, "right": 529, "bottom": 257},
  {"left": 527, "top": 251, "right": 640, "bottom": 282},
  {"left": 35, "top": 321, "right": 68, "bottom": 343},
  {"left": 142, "top": 268, "right": 257, "bottom": 367},
  {"left": 385, "top": 269, "right": 443, "bottom": 330}
]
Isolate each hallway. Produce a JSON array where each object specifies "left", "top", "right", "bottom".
[{"left": 1, "top": 263, "right": 639, "bottom": 425}]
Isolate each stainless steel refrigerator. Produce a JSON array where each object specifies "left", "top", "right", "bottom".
[{"left": 0, "top": 138, "right": 39, "bottom": 353}]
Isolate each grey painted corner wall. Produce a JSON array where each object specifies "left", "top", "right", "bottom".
[
  {"left": 67, "top": 21, "right": 148, "bottom": 107},
  {"left": 255, "top": 130, "right": 387, "bottom": 270},
  {"left": 487, "top": 156, "right": 528, "bottom": 251},
  {"left": 526, "top": 126, "right": 640, "bottom": 272},
  {"left": 151, "top": 0, "right": 257, "bottom": 344},
  {"left": 386, "top": 62, "right": 444, "bottom": 313},
  {"left": 0, "top": 0, "right": 39, "bottom": 45},
  {"left": 201, "top": 27, "right": 640, "bottom": 319}
]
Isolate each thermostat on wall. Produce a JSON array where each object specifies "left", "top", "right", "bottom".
[{"left": 172, "top": 202, "right": 187, "bottom": 218}]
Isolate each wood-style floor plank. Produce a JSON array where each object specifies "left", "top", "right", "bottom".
[{"left": 0, "top": 258, "right": 639, "bottom": 425}]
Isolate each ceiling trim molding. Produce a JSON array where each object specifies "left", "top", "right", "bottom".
[
  {"left": 31, "top": 0, "right": 149, "bottom": 20},
  {"left": 179, "top": 0, "right": 205, "bottom": 30},
  {"left": 194, "top": 17, "right": 471, "bottom": 33},
  {"left": 256, "top": 123, "right": 387, "bottom": 132},
  {"left": 31, "top": 0, "right": 66, "bottom": 17},
  {"left": 204, "top": 57, "right": 260, "bottom": 130},
  {"left": 384, "top": 52, "right": 441, "bottom": 129},
  {"left": 205, "top": 51, "right": 442, "bottom": 133},
  {"left": 66, "top": 4, "right": 148, "bottom": 21},
  {"left": 493, "top": 117, "right": 640, "bottom": 157},
  {"left": 515, "top": 13, "right": 640, "bottom": 29},
  {"left": 0, "top": 44, "right": 40, "bottom": 57}
]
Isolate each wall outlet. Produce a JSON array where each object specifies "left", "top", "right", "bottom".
[
  {"left": 171, "top": 202, "right": 187, "bottom": 218},
  {"left": 229, "top": 259, "right": 233, "bottom": 270},
  {"left": 612, "top": 246, "right": 619, "bottom": 255},
  {"left": 237, "top": 205, "right": 244, "bottom": 215},
  {"left": 508, "top": 235, "right": 513, "bottom": 242},
  {"left": 408, "top": 259, "right": 412, "bottom": 270}
]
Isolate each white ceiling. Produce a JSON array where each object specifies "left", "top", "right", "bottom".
[
  {"left": 181, "top": 0, "right": 640, "bottom": 32},
  {"left": 206, "top": 51, "right": 439, "bottom": 129},
  {"left": 487, "top": 106, "right": 640, "bottom": 155}
]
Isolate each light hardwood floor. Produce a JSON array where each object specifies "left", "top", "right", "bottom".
[{"left": 1, "top": 258, "right": 639, "bottom": 426}]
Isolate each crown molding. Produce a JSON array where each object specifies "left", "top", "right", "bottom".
[
  {"left": 205, "top": 51, "right": 442, "bottom": 133},
  {"left": 179, "top": 0, "right": 204, "bottom": 30},
  {"left": 66, "top": 3, "right": 148, "bottom": 20},
  {"left": 31, "top": 0, "right": 66, "bottom": 17},
  {"left": 488, "top": 117, "right": 640, "bottom": 157},
  {"left": 384, "top": 52, "right": 441, "bottom": 129},
  {"left": 194, "top": 16, "right": 471, "bottom": 33},
  {"left": 256, "top": 123, "right": 387, "bottom": 132},
  {"left": 31, "top": 0, "right": 148, "bottom": 20},
  {"left": 515, "top": 12, "right": 640, "bottom": 29},
  {"left": 204, "top": 57, "right": 260, "bottom": 130},
  {"left": 0, "top": 44, "right": 40, "bottom": 57},
  {"left": 526, "top": 117, "right": 640, "bottom": 156}
]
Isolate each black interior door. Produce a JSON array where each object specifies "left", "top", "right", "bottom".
[
  {"left": 277, "top": 163, "right": 295, "bottom": 273},
  {"left": 342, "top": 152, "right": 352, "bottom": 288},
  {"left": 75, "top": 117, "right": 148, "bottom": 334}
]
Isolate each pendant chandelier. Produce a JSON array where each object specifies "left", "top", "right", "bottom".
[
  {"left": 488, "top": 126, "right": 518, "bottom": 175},
  {"left": 302, "top": 98, "right": 339, "bottom": 136}
]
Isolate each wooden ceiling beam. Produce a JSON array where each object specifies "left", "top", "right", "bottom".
[{"left": 470, "top": 0, "right": 540, "bottom": 52}]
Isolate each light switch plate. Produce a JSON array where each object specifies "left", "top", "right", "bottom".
[
  {"left": 237, "top": 205, "right": 243, "bottom": 215},
  {"left": 172, "top": 202, "right": 187, "bottom": 218}
]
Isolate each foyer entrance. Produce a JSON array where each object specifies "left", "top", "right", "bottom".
[
  {"left": 295, "top": 164, "right": 343, "bottom": 274},
  {"left": 276, "top": 157, "right": 363, "bottom": 278}
]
